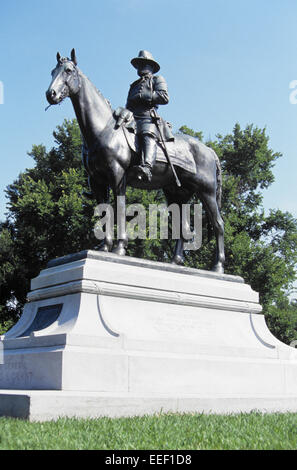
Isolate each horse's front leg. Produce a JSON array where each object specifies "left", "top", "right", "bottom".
[
  {"left": 88, "top": 175, "right": 113, "bottom": 252},
  {"left": 111, "top": 171, "right": 128, "bottom": 256}
]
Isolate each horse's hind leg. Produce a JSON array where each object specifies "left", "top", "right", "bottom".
[
  {"left": 200, "top": 192, "right": 225, "bottom": 273},
  {"left": 172, "top": 202, "right": 193, "bottom": 265}
]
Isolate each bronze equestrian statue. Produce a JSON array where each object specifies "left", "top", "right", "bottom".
[{"left": 46, "top": 49, "right": 225, "bottom": 273}]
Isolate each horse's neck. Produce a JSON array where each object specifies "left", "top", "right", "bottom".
[{"left": 71, "top": 69, "right": 113, "bottom": 149}]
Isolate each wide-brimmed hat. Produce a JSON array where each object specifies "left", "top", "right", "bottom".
[{"left": 131, "top": 50, "right": 160, "bottom": 73}]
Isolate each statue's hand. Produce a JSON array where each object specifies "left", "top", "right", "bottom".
[
  {"left": 114, "top": 107, "right": 133, "bottom": 129},
  {"left": 140, "top": 89, "right": 153, "bottom": 102}
]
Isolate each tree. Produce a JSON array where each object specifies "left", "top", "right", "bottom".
[
  {"left": 1, "top": 120, "right": 97, "bottom": 322},
  {"left": 265, "top": 298, "right": 297, "bottom": 345},
  {"left": 0, "top": 119, "right": 296, "bottom": 344}
]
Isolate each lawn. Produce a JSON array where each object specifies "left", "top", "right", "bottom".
[{"left": 0, "top": 412, "right": 296, "bottom": 450}]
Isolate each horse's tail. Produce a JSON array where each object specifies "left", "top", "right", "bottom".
[
  {"left": 213, "top": 150, "right": 222, "bottom": 210},
  {"left": 206, "top": 150, "right": 222, "bottom": 242}
]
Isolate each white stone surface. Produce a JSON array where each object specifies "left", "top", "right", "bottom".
[
  {"left": 0, "top": 390, "right": 297, "bottom": 421},
  {"left": 0, "top": 250, "right": 296, "bottom": 419}
]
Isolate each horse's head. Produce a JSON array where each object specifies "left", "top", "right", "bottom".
[{"left": 46, "top": 49, "right": 80, "bottom": 105}]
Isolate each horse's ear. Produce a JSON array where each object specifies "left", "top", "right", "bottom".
[
  {"left": 71, "top": 48, "right": 77, "bottom": 65},
  {"left": 56, "top": 52, "right": 61, "bottom": 63}
]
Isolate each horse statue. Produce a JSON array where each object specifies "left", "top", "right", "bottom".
[{"left": 46, "top": 49, "right": 225, "bottom": 273}]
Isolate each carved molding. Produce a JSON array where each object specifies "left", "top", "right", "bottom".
[{"left": 27, "top": 279, "right": 262, "bottom": 314}]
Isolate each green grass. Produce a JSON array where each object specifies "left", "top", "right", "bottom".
[{"left": 0, "top": 412, "right": 296, "bottom": 450}]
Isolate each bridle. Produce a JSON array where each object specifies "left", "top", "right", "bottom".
[{"left": 49, "top": 58, "right": 81, "bottom": 105}]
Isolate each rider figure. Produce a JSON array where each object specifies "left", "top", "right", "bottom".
[{"left": 126, "top": 50, "right": 170, "bottom": 183}]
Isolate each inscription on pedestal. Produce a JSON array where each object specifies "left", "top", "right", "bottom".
[{"left": 0, "top": 358, "right": 33, "bottom": 387}]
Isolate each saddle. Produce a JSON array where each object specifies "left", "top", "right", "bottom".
[{"left": 116, "top": 109, "right": 196, "bottom": 174}]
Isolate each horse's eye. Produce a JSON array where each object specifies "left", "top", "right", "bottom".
[{"left": 65, "top": 68, "right": 72, "bottom": 74}]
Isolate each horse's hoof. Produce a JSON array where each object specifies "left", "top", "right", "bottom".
[
  {"left": 212, "top": 263, "right": 224, "bottom": 274},
  {"left": 172, "top": 255, "right": 185, "bottom": 266},
  {"left": 99, "top": 244, "right": 110, "bottom": 253},
  {"left": 98, "top": 240, "right": 112, "bottom": 252},
  {"left": 112, "top": 246, "right": 126, "bottom": 256}
]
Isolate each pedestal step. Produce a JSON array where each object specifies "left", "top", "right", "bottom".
[{"left": 1, "top": 390, "right": 297, "bottom": 422}]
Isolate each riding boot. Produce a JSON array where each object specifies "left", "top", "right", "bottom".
[{"left": 135, "top": 134, "right": 157, "bottom": 183}]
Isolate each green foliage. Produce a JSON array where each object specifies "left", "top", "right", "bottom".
[
  {"left": 1, "top": 119, "right": 98, "bottom": 322},
  {"left": 178, "top": 125, "right": 203, "bottom": 141},
  {"left": 0, "top": 224, "right": 22, "bottom": 322},
  {"left": 266, "top": 299, "right": 297, "bottom": 345},
  {"left": 125, "top": 187, "right": 173, "bottom": 262},
  {"left": 0, "top": 119, "right": 296, "bottom": 344},
  {"left": 0, "top": 413, "right": 296, "bottom": 450}
]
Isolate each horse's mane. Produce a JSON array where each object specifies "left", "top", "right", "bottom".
[
  {"left": 79, "top": 67, "right": 113, "bottom": 111},
  {"left": 59, "top": 56, "right": 113, "bottom": 111}
]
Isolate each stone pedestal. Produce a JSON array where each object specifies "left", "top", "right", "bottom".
[{"left": 0, "top": 250, "right": 296, "bottom": 421}]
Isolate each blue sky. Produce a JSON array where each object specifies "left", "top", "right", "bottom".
[{"left": 0, "top": 0, "right": 297, "bottom": 220}]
